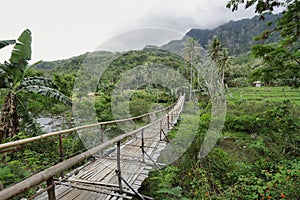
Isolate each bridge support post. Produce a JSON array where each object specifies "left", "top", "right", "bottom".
[
  {"left": 120, "top": 176, "right": 146, "bottom": 200},
  {"left": 160, "top": 129, "right": 169, "bottom": 143},
  {"left": 116, "top": 141, "right": 123, "bottom": 194},
  {"left": 167, "top": 115, "right": 170, "bottom": 130},
  {"left": 100, "top": 125, "right": 104, "bottom": 155},
  {"left": 46, "top": 177, "right": 56, "bottom": 200},
  {"left": 141, "top": 148, "right": 161, "bottom": 170},
  {"left": 59, "top": 133, "right": 64, "bottom": 178},
  {"left": 141, "top": 129, "right": 145, "bottom": 162},
  {"left": 159, "top": 120, "right": 162, "bottom": 141}
]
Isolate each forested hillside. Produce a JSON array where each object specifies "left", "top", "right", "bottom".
[{"left": 163, "top": 14, "right": 281, "bottom": 55}]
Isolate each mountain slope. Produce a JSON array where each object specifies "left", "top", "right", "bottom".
[{"left": 163, "top": 14, "right": 281, "bottom": 55}]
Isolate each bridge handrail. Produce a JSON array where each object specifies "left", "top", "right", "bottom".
[
  {"left": 0, "top": 95, "right": 185, "bottom": 200},
  {"left": 0, "top": 97, "right": 180, "bottom": 150}
]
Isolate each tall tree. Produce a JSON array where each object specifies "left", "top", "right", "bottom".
[
  {"left": 184, "top": 37, "right": 201, "bottom": 101},
  {"left": 219, "top": 48, "right": 233, "bottom": 87},
  {"left": 0, "top": 29, "right": 71, "bottom": 142},
  {"left": 251, "top": 43, "right": 300, "bottom": 86},
  {"left": 208, "top": 37, "right": 232, "bottom": 88},
  {"left": 208, "top": 37, "right": 222, "bottom": 63}
]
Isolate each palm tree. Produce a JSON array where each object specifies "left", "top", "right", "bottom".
[
  {"left": 208, "top": 37, "right": 222, "bottom": 63},
  {"left": 184, "top": 37, "right": 201, "bottom": 101},
  {"left": 219, "top": 48, "right": 233, "bottom": 87},
  {"left": 208, "top": 37, "right": 232, "bottom": 88},
  {"left": 0, "top": 29, "right": 71, "bottom": 142}
]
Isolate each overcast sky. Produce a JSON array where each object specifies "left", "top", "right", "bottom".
[{"left": 0, "top": 0, "right": 256, "bottom": 62}]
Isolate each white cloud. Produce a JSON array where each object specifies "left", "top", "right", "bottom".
[
  {"left": 0, "top": 0, "right": 256, "bottom": 62},
  {"left": 97, "top": 28, "right": 184, "bottom": 52}
]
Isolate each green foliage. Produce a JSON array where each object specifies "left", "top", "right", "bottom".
[
  {"left": 225, "top": 54, "right": 255, "bottom": 87},
  {"left": 53, "top": 73, "right": 75, "bottom": 97},
  {"left": 219, "top": 159, "right": 300, "bottom": 199},
  {"left": 228, "top": 86, "right": 300, "bottom": 105},
  {"left": 276, "top": 1, "right": 300, "bottom": 46},
  {"left": 10, "top": 29, "right": 31, "bottom": 66},
  {"left": 94, "top": 89, "right": 174, "bottom": 123},
  {"left": 0, "top": 29, "right": 72, "bottom": 142},
  {"left": 262, "top": 100, "right": 300, "bottom": 157},
  {"left": 129, "top": 90, "right": 172, "bottom": 117},
  {"left": 1, "top": 19, "right": 298, "bottom": 199},
  {"left": 0, "top": 130, "right": 84, "bottom": 191},
  {"left": 227, "top": 0, "right": 282, "bottom": 14},
  {"left": 225, "top": 99, "right": 300, "bottom": 158},
  {"left": 0, "top": 165, "right": 16, "bottom": 186},
  {"left": 141, "top": 166, "right": 185, "bottom": 200},
  {"left": 35, "top": 53, "right": 86, "bottom": 72},
  {"left": 208, "top": 37, "right": 233, "bottom": 87},
  {"left": 208, "top": 37, "right": 223, "bottom": 63},
  {"left": 0, "top": 30, "right": 30, "bottom": 90},
  {"left": 142, "top": 88, "right": 300, "bottom": 199},
  {"left": 97, "top": 49, "right": 189, "bottom": 96},
  {"left": 250, "top": 43, "right": 300, "bottom": 87},
  {"left": 0, "top": 40, "right": 15, "bottom": 49},
  {"left": 129, "top": 94, "right": 153, "bottom": 117},
  {"left": 225, "top": 101, "right": 266, "bottom": 133},
  {"left": 184, "top": 37, "right": 201, "bottom": 101}
]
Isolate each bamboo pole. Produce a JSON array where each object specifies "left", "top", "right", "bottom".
[
  {"left": 116, "top": 141, "right": 123, "bottom": 194},
  {"left": 0, "top": 101, "right": 176, "bottom": 150}
]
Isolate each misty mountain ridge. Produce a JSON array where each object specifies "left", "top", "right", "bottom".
[{"left": 162, "top": 13, "right": 281, "bottom": 55}]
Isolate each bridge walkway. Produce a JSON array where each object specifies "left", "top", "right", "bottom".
[{"left": 35, "top": 98, "right": 183, "bottom": 199}]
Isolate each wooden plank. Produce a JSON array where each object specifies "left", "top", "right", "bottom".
[
  {"left": 55, "top": 186, "right": 74, "bottom": 199},
  {"left": 67, "top": 178, "right": 124, "bottom": 190},
  {"left": 59, "top": 188, "right": 82, "bottom": 200},
  {"left": 59, "top": 182, "right": 131, "bottom": 199}
]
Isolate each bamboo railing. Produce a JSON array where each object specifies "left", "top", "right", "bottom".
[{"left": 0, "top": 95, "right": 185, "bottom": 200}]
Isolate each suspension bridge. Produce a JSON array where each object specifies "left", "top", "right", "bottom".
[{"left": 0, "top": 95, "right": 185, "bottom": 200}]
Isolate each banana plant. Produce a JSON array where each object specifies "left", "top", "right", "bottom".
[
  {"left": 0, "top": 40, "right": 15, "bottom": 87},
  {"left": 0, "top": 40, "right": 15, "bottom": 49},
  {"left": 0, "top": 29, "right": 72, "bottom": 142}
]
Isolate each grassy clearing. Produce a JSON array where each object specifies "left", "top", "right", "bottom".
[
  {"left": 224, "top": 86, "right": 300, "bottom": 158},
  {"left": 227, "top": 86, "right": 300, "bottom": 105}
]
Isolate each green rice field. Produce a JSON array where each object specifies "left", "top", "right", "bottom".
[{"left": 227, "top": 86, "right": 300, "bottom": 105}]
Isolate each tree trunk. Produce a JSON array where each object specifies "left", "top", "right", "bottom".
[
  {"left": 221, "top": 68, "right": 225, "bottom": 89},
  {"left": 0, "top": 92, "right": 19, "bottom": 142},
  {"left": 189, "top": 63, "right": 193, "bottom": 102}
]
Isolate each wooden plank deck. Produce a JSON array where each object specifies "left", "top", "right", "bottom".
[{"left": 35, "top": 115, "right": 177, "bottom": 200}]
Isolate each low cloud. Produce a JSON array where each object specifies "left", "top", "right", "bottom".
[{"left": 136, "top": 0, "right": 256, "bottom": 32}]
